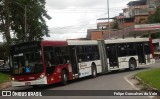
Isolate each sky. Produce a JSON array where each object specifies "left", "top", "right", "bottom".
[
  {"left": 0, "top": 0, "right": 132, "bottom": 42},
  {"left": 45, "top": 0, "right": 132, "bottom": 40}
]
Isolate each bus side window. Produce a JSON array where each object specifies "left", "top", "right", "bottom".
[
  {"left": 118, "top": 43, "right": 128, "bottom": 57},
  {"left": 54, "top": 46, "right": 70, "bottom": 64},
  {"left": 144, "top": 42, "right": 151, "bottom": 54},
  {"left": 45, "top": 52, "right": 52, "bottom": 67},
  {"left": 127, "top": 43, "right": 137, "bottom": 56}
]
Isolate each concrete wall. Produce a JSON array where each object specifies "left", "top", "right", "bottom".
[
  {"left": 119, "top": 22, "right": 135, "bottom": 29},
  {"left": 91, "top": 31, "right": 104, "bottom": 40},
  {"left": 135, "top": 15, "right": 148, "bottom": 24}
]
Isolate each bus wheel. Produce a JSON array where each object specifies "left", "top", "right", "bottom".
[
  {"left": 129, "top": 59, "right": 137, "bottom": 71},
  {"left": 61, "top": 70, "right": 68, "bottom": 86},
  {"left": 91, "top": 66, "right": 97, "bottom": 78}
]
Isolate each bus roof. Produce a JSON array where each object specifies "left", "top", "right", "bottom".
[
  {"left": 12, "top": 38, "right": 150, "bottom": 47},
  {"left": 67, "top": 38, "right": 149, "bottom": 45},
  {"left": 42, "top": 41, "right": 68, "bottom": 46},
  {"left": 67, "top": 40, "right": 98, "bottom": 45}
]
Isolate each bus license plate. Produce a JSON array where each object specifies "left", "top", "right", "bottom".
[{"left": 25, "top": 82, "right": 31, "bottom": 85}]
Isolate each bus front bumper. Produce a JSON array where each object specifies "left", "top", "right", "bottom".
[{"left": 12, "top": 77, "right": 47, "bottom": 87}]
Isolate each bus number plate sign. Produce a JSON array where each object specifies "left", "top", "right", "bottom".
[{"left": 25, "top": 82, "right": 31, "bottom": 85}]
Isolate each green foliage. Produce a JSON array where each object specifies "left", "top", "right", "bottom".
[
  {"left": 136, "top": 68, "right": 160, "bottom": 90},
  {"left": 0, "top": 43, "right": 10, "bottom": 61},
  {"left": 151, "top": 32, "right": 160, "bottom": 39},
  {"left": 0, "top": 0, "right": 51, "bottom": 61},
  {"left": 147, "top": 7, "right": 160, "bottom": 40},
  {"left": 0, "top": 0, "right": 51, "bottom": 42},
  {"left": 112, "top": 21, "right": 119, "bottom": 29},
  {"left": 148, "top": 7, "right": 160, "bottom": 23},
  {"left": 0, "top": 73, "right": 10, "bottom": 84},
  {"left": 9, "top": 0, "right": 51, "bottom": 42},
  {"left": 142, "top": 32, "right": 160, "bottom": 39}
]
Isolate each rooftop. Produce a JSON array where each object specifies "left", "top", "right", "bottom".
[{"left": 127, "top": 0, "right": 147, "bottom": 6}]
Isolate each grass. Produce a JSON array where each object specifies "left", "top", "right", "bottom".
[
  {"left": 0, "top": 72, "right": 10, "bottom": 84},
  {"left": 136, "top": 68, "right": 160, "bottom": 90}
]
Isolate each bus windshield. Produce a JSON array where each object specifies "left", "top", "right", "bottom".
[{"left": 11, "top": 51, "right": 43, "bottom": 75}]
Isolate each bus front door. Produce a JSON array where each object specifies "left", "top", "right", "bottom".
[{"left": 137, "top": 43, "right": 146, "bottom": 64}]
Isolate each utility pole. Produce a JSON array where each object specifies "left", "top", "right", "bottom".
[{"left": 107, "top": 0, "right": 110, "bottom": 39}]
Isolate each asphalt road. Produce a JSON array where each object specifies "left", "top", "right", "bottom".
[{"left": 1, "top": 62, "right": 160, "bottom": 99}]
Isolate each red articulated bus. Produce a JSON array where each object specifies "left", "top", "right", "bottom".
[{"left": 10, "top": 38, "right": 155, "bottom": 87}]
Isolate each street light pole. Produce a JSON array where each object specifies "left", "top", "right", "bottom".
[{"left": 107, "top": 0, "right": 110, "bottom": 39}]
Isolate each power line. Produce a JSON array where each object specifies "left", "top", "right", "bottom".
[{"left": 50, "top": 13, "right": 106, "bottom": 29}]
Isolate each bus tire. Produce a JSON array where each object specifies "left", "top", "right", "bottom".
[
  {"left": 129, "top": 59, "right": 137, "bottom": 71},
  {"left": 91, "top": 66, "right": 97, "bottom": 78},
  {"left": 61, "top": 70, "right": 68, "bottom": 86}
]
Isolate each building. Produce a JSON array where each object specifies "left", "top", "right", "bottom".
[
  {"left": 126, "top": 0, "right": 149, "bottom": 24},
  {"left": 87, "top": 18, "right": 114, "bottom": 40},
  {"left": 87, "top": 0, "right": 160, "bottom": 40},
  {"left": 113, "top": 16, "right": 135, "bottom": 30}
]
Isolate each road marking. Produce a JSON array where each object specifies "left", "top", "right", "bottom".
[{"left": 124, "top": 73, "right": 139, "bottom": 90}]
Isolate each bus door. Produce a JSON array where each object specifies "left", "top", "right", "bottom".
[
  {"left": 69, "top": 46, "right": 79, "bottom": 74},
  {"left": 98, "top": 40, "right": 109, "bottom": 73},
  {"left": 137, "top": 43, "right": 146, "bottom": 64},
  {"left": 106, "top": 44, "right": 118, "bottom": 68}
]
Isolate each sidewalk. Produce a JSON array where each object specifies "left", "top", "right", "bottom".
[{"left": 0, "top": 81, "right": 11, "bottom": 90}]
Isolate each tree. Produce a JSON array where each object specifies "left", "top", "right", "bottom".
[
  {"left": 0, "top": 42, "right": 9, "bottom": 61},
  {"left": 148, "top": 7, "right": 160, "bottom": 39},
  {"left": 0, "top": 0, "right": 11, "bottom": 43},
  {"left": 0, "top": 0, "right": 51, "bottom": 43},
  {"left": 0, "top": 0, "right": 51, "bottom": 61},
  {"left": 148, "top": 7, "right": 160, "bottom": 23},
  {"left": 112, "top": 21, "right": 119, "bottom": 30}
]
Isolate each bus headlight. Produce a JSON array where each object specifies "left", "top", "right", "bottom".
[
  {"left": 40, "top": 74, "right": 45, "bottom": 79},
  {"left": 12, "top": 77, "right": 15, "bottom": 81}
]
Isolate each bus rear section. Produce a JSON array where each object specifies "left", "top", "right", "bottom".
[{"left": 104, "top": 38, "right": 155, "bottom": 71}]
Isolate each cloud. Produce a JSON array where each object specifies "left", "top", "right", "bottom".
[
  {"left": 45, "top": 0, "right": 132, "bottom": 40},
  {"left": 46, "top": 0, "right": 106, "bottom": 9},
  {"left": 46, "top": 0, "right": 130, "bottom": 10},
  {"left": 43, "top": 33, "right": 86, "bottom": 40}
]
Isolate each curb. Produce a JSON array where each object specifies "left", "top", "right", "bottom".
[
  {"left": 124, "top": 73, "right": 140, "bottom": 90},
  {"left": 124, "top": 74, "right": 154, "bottom": 99},
  {"left": 0, "top": 81, "right": 11, "bottom": 90},
  {"left": 135, "top": 76, "right": 158, "bottom": 91},
  {"left": 134, "top": 76, "right": 160, "bottom": 99}
]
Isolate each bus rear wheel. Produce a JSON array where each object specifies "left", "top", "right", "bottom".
[
  {"left": 129, "top": 59, "right": 137, "bottom": 71},
  {"left": 61, "top": 70, "right": 68, "bottom": 86}
]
